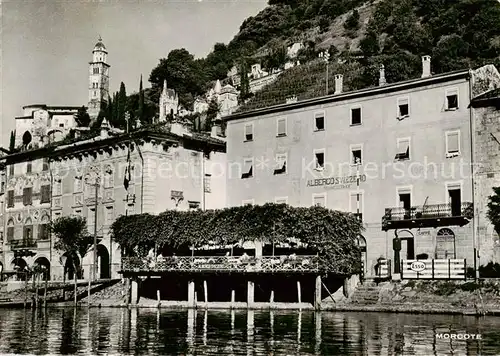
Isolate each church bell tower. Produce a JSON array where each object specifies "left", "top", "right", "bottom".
[{"left": 88, "top": 36, "right": 110, "bottom": 119}]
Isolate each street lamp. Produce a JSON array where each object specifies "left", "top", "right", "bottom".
[{"left": 84, "top": 174, "right": 101, "bottom": 282}]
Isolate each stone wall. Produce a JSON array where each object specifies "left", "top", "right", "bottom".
[{"left": 474, "top": 105, "right": 500, "bottom": 264}]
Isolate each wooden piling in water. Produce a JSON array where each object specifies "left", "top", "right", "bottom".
[
  {"left": 297, "top": 281, "right": 301, "bottom": 304},
  {"left": 247, "top": 281, "right": 254, "bottom": 308},
  {"left": 203, "top": 280, "right": 208, "bottom": 307},
  {"left": 314, "top": 275, "right": 322, "bottom": 311}
]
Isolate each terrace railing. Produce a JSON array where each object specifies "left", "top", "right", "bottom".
[
  {"left": 9, "top": 239, "right": 37, "bottom": 250},
  {"left": 122, "top": 255, "right": 320, "bottom": 273},
  {"left": 382, "top": 202, "right": 473, "bottom": 230}
]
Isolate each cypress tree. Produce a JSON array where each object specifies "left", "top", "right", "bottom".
[
  {"left": 112, "top": 92, "right": 119, "bottom": 127},
  {"left": 117, "top": 82, "right": 127, "bottom": 129},
  {"left": 106, "top": 95, "right": 113, "bottom": 124},
  {"left": 138, "top": 75, "right": 145, "bottom": 125},
  {"left": 9, "top": 130, "right": 15, "bottom": 151}
]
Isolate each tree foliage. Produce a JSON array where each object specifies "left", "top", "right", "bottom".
[
  {"left": 111, "top": 203, "right": 363, "bottom": 274},
  {"left": 487, "top": 187, "right": 500, "bottom": 236},
  {"left": 74, "top": 106, "right": 91, "bottom": 127},
  {"left": 50, "top": 216, "right": 94, "bottom": 303},
  {"left": 205, "top": 97, "right": 220, "bottom": 131},
  {"left": 51, "top": 216, "right": 94, "bottom": 265},
  {"left": 344, "top": 9, "right": 360, "bottom": 32},
  {"left": 117, "top": 82, "right": 127, "bottom": 129},
  {"left": 149, "top": 49, "right": 206, "bottom": 109},
  {"left": 9, "top": 130, "right": 15, "bottom": 151}
]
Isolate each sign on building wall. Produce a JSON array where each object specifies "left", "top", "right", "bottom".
[{"left": 306, "top": 174, "right": 367, "bottom": 189}]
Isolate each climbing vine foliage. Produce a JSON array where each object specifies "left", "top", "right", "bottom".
[{"left": 111, "top": 203, "right": 363, "bottom": 275}]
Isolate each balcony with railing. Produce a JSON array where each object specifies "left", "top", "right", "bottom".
[
  {"left": 382, "top": 202, "right": 473, "bottom": 231},
  {"left": 122, "top": 255, "right": 319, "bottom": 274},
  {"left": 9, "top": 239, "right": 37, "bottom": 250}
]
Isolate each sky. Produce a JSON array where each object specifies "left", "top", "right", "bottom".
[{"left": 0, "top": 0, "right": 267, "bottom": 147}]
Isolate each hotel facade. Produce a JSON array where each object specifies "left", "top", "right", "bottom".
[{"left": 224, "top": 57, "right": 500, "bottom": 276}]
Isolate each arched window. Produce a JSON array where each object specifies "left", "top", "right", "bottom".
[
  {"left": 24, "top": 217, "right": 33, "bottom": 242},
  {"left": 104, "top": 166, "right": 114, "bottom": 189},
  {"left": 22, "top": 131, "right": 32, "bottom": 146},
  {"left": 38, "top": 215, "right": 50, "bottom": 240},
  {"left": 436, "top": 228, "right": 456, "bottom": 259},
  {"left": 7, "top": 219, "right": 15, "bottom": 241},
  {"left": 74, "top": 176, "right": 83, "bottom": 193}
]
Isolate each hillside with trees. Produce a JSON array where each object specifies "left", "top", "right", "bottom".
[{"left": 119, "top": 0, "right": 500, "bottom": 122}]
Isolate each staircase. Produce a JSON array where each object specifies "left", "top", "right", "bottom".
[{"left": 349, "top": 282, "right": 383, "bottom": 305}]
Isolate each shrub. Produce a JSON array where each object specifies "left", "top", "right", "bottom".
[{"left": 111, "top": 203, "right": 363, "bottom": 275}]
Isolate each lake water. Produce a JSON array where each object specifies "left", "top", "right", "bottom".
[{"left": 0, "top": 307, "right": 499, "bottom": 355}]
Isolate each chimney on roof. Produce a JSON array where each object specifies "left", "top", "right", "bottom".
[
  {"left": 379, "top": 64, "right": 387, "bottom": 86},
  {"left": 421, "top": 55, "right": 431, "bottom": 78},
  {"left": 334, "top": 74, "right": 343, "bottom": 94},
  {"left": 211, "top": 119, "right": 224, "bottom": 138}
]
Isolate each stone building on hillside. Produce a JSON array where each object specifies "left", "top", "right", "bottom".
[
  {"left": 159, "top": 80, "right": 179, "bottom": 122},
  {"left": 15, "top": 105, "right": 81, "bottom": 148},
  {"left": 194, "top": 80, "right": 239, "bottom": 118}
]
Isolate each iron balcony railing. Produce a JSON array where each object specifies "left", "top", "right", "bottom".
[
  {"left": 383, "top": 202, "right": 473, "bottom": 223},
  {"left": 9, "top": 239, "right": 37, "bottom": 250},
  {"left": 122, "top": 255, "right": 320, "bottom": 273}
]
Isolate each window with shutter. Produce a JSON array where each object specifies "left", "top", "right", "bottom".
[
  {"left": 397, "top": 97, "right": 410, "bottom": 118},
  {"left": 395, "top": 139, "right": 410, "bottom": 160},
  {"left": 7, "top": 190, "right": 14, "bottom": 208},
  {"left": 314, "top": 150, "right": 325, "bottom": 170},
  {"left": 446, "top": 131, "right": 460, "bottom": 157},
  {"left": 314, "top": 112, "right": 325, "bottom": 131},
  {"left": 445, "top": 89, "right": 459, "bottom": 110},
  {"left": 277, "top": 118, "right": 286, "bottom": 137},
  {"left": 42, "top": 158, "right": 49, "bottom": 171},
  {"left": 273, "top": 153, "right": 287, "bottom": 175},
  {"left": 244, "top": 124, "right": 253, "bottom": 141},
  {"left": 7, "top": 227, "right": 14, "bottom": 241},
  {"left": 38, "top": 224, "right": 49, "bottom": 240},
  {"left": 241, "top": 159, "right": 253, "bottom": 179},
  {"left": 23, "top": 225, "right": 33, "bottom": 241},
  {"left": 7, "top": 220, "right": 15, "bottom": 241},
  {"left": 26, "top": 162, "right": 32, "bottom": 174},
  {"left": 41, "top": 185, "right": 51, "bottom": 203},
  {"left": 23, "top": 187, "right": 33, "bottom": 206}
]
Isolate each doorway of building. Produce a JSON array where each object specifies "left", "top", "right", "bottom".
[
  {"left": 97, "top": 244, "right": 110, "bottom": 279},
  {"left": 448, "top": 186, "right": 462, "bottom": 217},
  {"left": 436, "top": 228, "right": 456, "bottom": 259},
  {"left": 357, "top": 235, "right": 367, "bottom": 278}
]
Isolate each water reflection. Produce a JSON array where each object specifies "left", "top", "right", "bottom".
[{"left": 0, "top": 308, "right": 499, "bottom": 355}]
